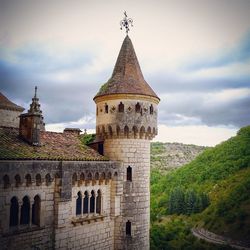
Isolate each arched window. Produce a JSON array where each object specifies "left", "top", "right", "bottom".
[
  {"left": 9, "top": 197, "right": 19, "bottom": 227},
  {"left": 105, "top": 103, "right": 108, "bottom": 113},
  {"left": 90, "top": 190, "right": 95, "bottom": 213},
  {"left": 132, "top": 126, "right": 138, "bottom": 138},
  {"left": 124, "top": 125, "right": 129, "bottom": 138},
  {"left": 3, "top": 175, "right": 10, "bottom": 188},
  {"left": 35, "top": 174, "right": 42, "bottom": 186},
  {"left": 83, "top": 191, "right": 89, "bottom": 214},
  {"left": 108, "top": 125, "right": 113, "bottom": 137},
  {"left": 150, "top": 104, "right": 154, "bottom": 115},
  {"left": 45, "top": 174, "right": 52, "bottom": 186},
  {"left": 25, "top": 174, "right": 32, "bottom": 187},
  {"left": 96, "top": 190, "right": 101, "bottom": 214},
  {"left": 116, "top": 125, "right": 120, "bottom": 136},
  {"left": 20, "top": 196, "right": 30, "bottom": 225},
  {"left": 118, "top": 102, "right": 124, "bottom": 112},
  {"left": 127, "top": 166, "right": 132, "bottom": 181},
  {"left": 80, "top": 173, "right": 85, "bottom": 184},
  {"left": 135, "top": 102, "right": 141, "bottom": 113},
  {"left": 15, "top": 174, "right": 21, "bottom": 187},
  {"left": 32, "top": 195, "right": 41, "bottom": 226},
  {"left": 140, "top": 126, "right": 145, "bottom": 139},
  {"left": 126, "top": 220, "right": 131, "bottom": 236},
  {"left": 96, "top": 107, "right": 98, "bottom": 116},
  {"left": 76, "top": 192, "right": 82, "bottom": 215},
  {"left": 72, "top": 173, "right": 77, "bottom": 185}
]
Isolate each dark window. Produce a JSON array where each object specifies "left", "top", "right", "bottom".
[
  {"left": 83, "top": 191, "right": 89, "bottom": 214},
  {"left": 96, "top": 190, "right": 101, "bottom": 214},
  {"left": 32, "top": 195, "right": 41, "bottom": 226},
  {"left": 124, "top": 126, "right": 129, "bottom": 138},
  {"left": 45, "top": 174, "right": 52, "bottom": 186},
  {"left": 10, "top": 197, "right": 19, "bottom": 227},
  {"left": 15, "top": 174, "right": 21, "bottom": 187},
  {"left": 76, "top": 192, "right": 82, "bottom": 215},
  {"left": 35, "top": 174, "right": 42, "bottom": 186},
  {"left": 3, "top": 175, "right": 10, "bottom": 189},
  {"left": 150, "top": 104, "right": 154, "bottom": 114},
  {"left": 20, "top": 196, "right": 30, "bottom": 225},
  {"left": 90, "top": 190, "right": 95, "bottom": 213},
  {"left": 105, "top": 103, "right": 108, "bottom": 113},
  {"left": 118, "top": 102, "right": 124, "bottom": 112},
  {"left": 96, "top": 107, "right": 98, "bottom": 116},
  {"left": 135, "top": 102, "right": 141, "bottom": 113},
  {"left": 127, "top": 166, "right": 132, "bottom": 181},
  {"left": 25, "top": 174, "right": 32, "bottom": 187},
  {"left": 126, "top": 220, "right": 131, "bottom": 236}
]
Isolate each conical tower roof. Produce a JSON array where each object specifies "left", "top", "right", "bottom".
[
  {"left": 94, "top": 35, "right": 159, "bottom": 101},
  {"left": 0, "top": 92, "right": 24, "bottom": 111}
]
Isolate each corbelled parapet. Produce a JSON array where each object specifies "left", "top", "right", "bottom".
[{"left": 19, "top": 86, "right": 45, "bottom": 146}]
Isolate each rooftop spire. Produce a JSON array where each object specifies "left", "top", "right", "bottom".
[
  {"left": 120, "top": 11, "right": 133, "bottom": 34},
  {"left": 28, "top": 86, "right": 42, "bottom": 115}
]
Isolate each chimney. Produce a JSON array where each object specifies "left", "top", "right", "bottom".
[
  {"left": 63, "top": 128, "right": 82, "bottom": 136},
  {"left": 19, "top": 86, "right": 45, "bottom": 146}
]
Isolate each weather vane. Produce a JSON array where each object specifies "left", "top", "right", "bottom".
[{"left": 120, "top": 11, "right": 133, "bottom": 34}]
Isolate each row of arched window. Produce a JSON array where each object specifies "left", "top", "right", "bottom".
[
  {"left": 2, "top": 173, "right": 53, "bottom": 189},
  {"left": 97, "top": 102, "right": 154, "bottom": 115},
  {"left": 72, "top": 171, "right": 117, "bottom": 185},
  {"left": 76, "top": 190, "right": 101, "bottom": 216},
  {"left": 9, "top": 195, "right": 41, "bottom": 227},
  {"left": 97, "top": 125, "right": 156, "bottom": 139}
]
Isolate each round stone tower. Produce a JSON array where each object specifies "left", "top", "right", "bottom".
[{"left": 94, "top": 35, "right": 160, "bottom": 249}]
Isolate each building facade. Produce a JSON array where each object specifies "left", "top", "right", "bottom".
[{"left": 0, "top": 35, "right": 159, "bottom": 249}]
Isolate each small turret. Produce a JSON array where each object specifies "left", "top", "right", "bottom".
[{"left": 19, "top": 86, "right": 45, "bottom": 146}]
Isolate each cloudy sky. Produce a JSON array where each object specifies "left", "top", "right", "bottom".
[{"left": 0, "top": 0, "right": 250, "bottom": 146}]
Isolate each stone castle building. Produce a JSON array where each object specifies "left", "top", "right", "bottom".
[{"left": 0, "top": 35, "right": 160, "bottom": 249}]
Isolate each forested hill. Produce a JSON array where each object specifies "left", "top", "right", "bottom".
[
  {"left": 151, "top": 142, "right": 207, "bottom": 172},
  {"left": 150, "top": 126, "right": 250, "bottom": 249}
]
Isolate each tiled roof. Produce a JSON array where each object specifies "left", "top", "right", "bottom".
[
  {"left": 0, "top": 92, "right": 24, "bottom": 111},
  {"left": 0, "top": 127, "right": 107, "bottom": 161},
  {"left": 94, "top": 35, "right": 159, "bottom": 101}
]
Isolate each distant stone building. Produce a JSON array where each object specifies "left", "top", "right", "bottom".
[
  {"left": 0, "top": 92, "right": 24, "bottom": 128},
  {"left": 0, "top": 35, "right": 159, "bottom": 249}
]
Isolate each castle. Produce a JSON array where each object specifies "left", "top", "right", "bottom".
[{"left": 0, "top": 34, "right": 160, "bottom": 249}]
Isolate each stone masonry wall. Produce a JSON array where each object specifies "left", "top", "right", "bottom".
[
  {"left": 0, "top": 109, "right": 22, "bottom": 128},
  {"left": 0, "top": 160, "right": 121, "bottom": 250},
  {"left": 104, "top": 139, "right": 150, "bottom": 250}
]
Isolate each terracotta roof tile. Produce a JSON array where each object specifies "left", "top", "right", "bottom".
[
  {"left": 0, "top": 127, "right": 107, "bottom": 161},
  {"left": 0, "top": 92, "right": 24, "bottom": 111},
  {"left": 94, "top": 35, "right": 159, "bottom": 100}
]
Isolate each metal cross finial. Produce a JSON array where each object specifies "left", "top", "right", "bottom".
[{"left": 120, "top": 11, "right": 133, "bottom": 34}]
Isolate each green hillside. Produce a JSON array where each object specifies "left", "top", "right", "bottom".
[{"left": 150, "top": 126, "right": 250, "bottom": 249}]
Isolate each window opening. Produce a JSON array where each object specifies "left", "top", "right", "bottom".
[
  {"left": 150, "top": 104, "right": 154, "bottom": 114},
  {"left": 32, "top": 195, "right": 41, "bottom": 226},
  {"left": 20, "top": 196, "right": 30, "bottom": 225},
  {"left": 90, "top": 190, "right": 95, "bottom": 213},
  {"left": 96, "top": 190, "right": 101, "bottom": 214},
  {"left": 10, "top": 197, "right": 19, "bottom": 227},
  {"left": 3, "top": 175, "right": 10, "bottom": 188},
  {"left": 76, "top": 192, "right": 82, "bottom": 215},
  {"left": 105, "top": 103, "right": 108, "bottom": 113},
  {"left": 135, "top": 102, "right": 141, "bottom": 113},
  {"left": 118, "top": 102, "right": 124, "bottom": 112},
  {"left": 83, "top": 191, "right": 89, "bottom": 214},
  {"left": 127, "top": 166, "right": 132, "bottom": 181},
  {"left": 126, "top": 220, "right": 131, "bottom": 236}
]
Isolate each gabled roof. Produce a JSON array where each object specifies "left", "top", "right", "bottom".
[
  {"left": 0, "top": 127, "right": 107, "bottom": 161},
  {"left": 94, "top": 35, "right": 159, "bottom": 101},
  {"left": 0, "top": 92, "right": 24, "bottom": 112}
]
